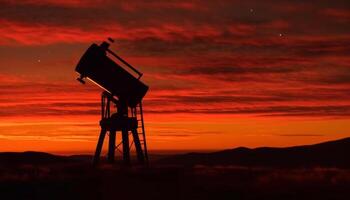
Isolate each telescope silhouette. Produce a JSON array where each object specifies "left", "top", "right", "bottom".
[
  {"left": 75, "top": 39, "right": 149, "bottom": 166},
  {"left": 76, "top": 39, "right": 148, "bottom": 108}
]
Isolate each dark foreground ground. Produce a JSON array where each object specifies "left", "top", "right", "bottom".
[
  {"left": 0, "top": 156, "right": 350, "bottom": 200},
  {"left": 1, "top": 137, "right": 350, "bottom": 200},
  {"left": 0, "top": 164, "right": 350, "bottom": 200}
]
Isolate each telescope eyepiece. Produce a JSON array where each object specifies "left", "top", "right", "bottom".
[
  {"left": 77, "top": 76, "right": 86, "bottom": 84},
  {"left": 100, "top": 38, "right": 114, "bottom": 52},
  {"left": 108, "top": 37, "right": 114, "bottom": 43}
]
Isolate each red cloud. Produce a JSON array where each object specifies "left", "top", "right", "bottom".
[
  {"left": 1, "top": 0, "right": 111, "bottom": 7},
  {"left": 321, "top": 8, "right": 350, "bottom": 22},
  {"left": 0, "top": 19, "right": 225, "bottom": 45},
  {"left": 0, "top": 20, "right": 104, "bottom": 45},
  {"left": 120, "top": 1, "right": 202, "bottom": 12}
]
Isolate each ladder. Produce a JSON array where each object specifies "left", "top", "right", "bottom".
[{"left": 131, "top": 101, "right": 149, "bottom": 163}]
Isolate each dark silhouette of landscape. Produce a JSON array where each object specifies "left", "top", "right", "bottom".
[
  {"left": 1, "top": 137, "right": 350, "bottom": 200},
  {"left": 158, "top": 137, "right": 350, "bottom": 168},
  {"left": 1, "top": 137, "right": 349, "bottom": 168}
]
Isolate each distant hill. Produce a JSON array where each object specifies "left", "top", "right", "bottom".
[
  {"left": 0, "top": 151, "right": 79, "bottom": 165},
  {"left": 1, "top": 138, "right": 349, "bottom": 168},
  {"left": 158, "top": 137, "right": 350, "bottom": 168}
]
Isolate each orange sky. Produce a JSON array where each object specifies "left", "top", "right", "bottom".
[{"left": 0, "top": 0, "right": 350, "bottom": 154}]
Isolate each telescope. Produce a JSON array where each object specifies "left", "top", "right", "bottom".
[
  {"left": 75, "top": 39, "right": 149, "bottom": 165},
  {"left": 75, "top": 38, "right": 148, "bottom": 108}
]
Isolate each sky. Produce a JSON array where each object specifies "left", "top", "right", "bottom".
[{"left": 0, "top": 0, "right": 350, "bottom": 154}]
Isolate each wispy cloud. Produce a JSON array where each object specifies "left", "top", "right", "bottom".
[{"left": 0, "top": 0, "right": 349, "bottom": 151}]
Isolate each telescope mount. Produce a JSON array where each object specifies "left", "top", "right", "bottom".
[{"left": 93, "top": 91, "right": 149, "bottom": 166}]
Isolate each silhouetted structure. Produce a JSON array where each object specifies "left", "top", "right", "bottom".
[{"left": 75, "top": 39, "right": 149, "bottom": 166}]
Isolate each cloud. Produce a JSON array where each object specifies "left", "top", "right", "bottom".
[
  {"left": 277, "top": 134, "right": 324, "bottom": 137},
  {"left": 321, "top": 8, "right": 350, "bottom": 21},
  {"left": 145, "top": 105, "right": 350, "bottom": 117},
  {"left": 0, "top": 0, "right": 350, "bottom": 119},
  {"left": 1, "top": 0, "right": 103, "bottom": 6},
  {"left": 1, "top": 0, "right": 350, "bottom": 152},
  {"left": 180, "top": 66, "right": 300, "bottom": 75},
  {"left": 1, "top": 71, "right": 350, "bottom": 118}
]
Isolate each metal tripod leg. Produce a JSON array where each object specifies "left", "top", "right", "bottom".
[
  {"left": 108, "top": 130, "right": 116, "bottom": 163},
  {"left": 122, "top": 128, "right": 130, "bottom": 165},
  {"left": 132, "top": 129, "right": 145, "bottom": 164},
  {"left": 93, "top": 128, "right": 107, "bottom": 166}
]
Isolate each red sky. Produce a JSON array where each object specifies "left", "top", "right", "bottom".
[{"left": 0, "top": 0, "right": 350, "bottom": 154}]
